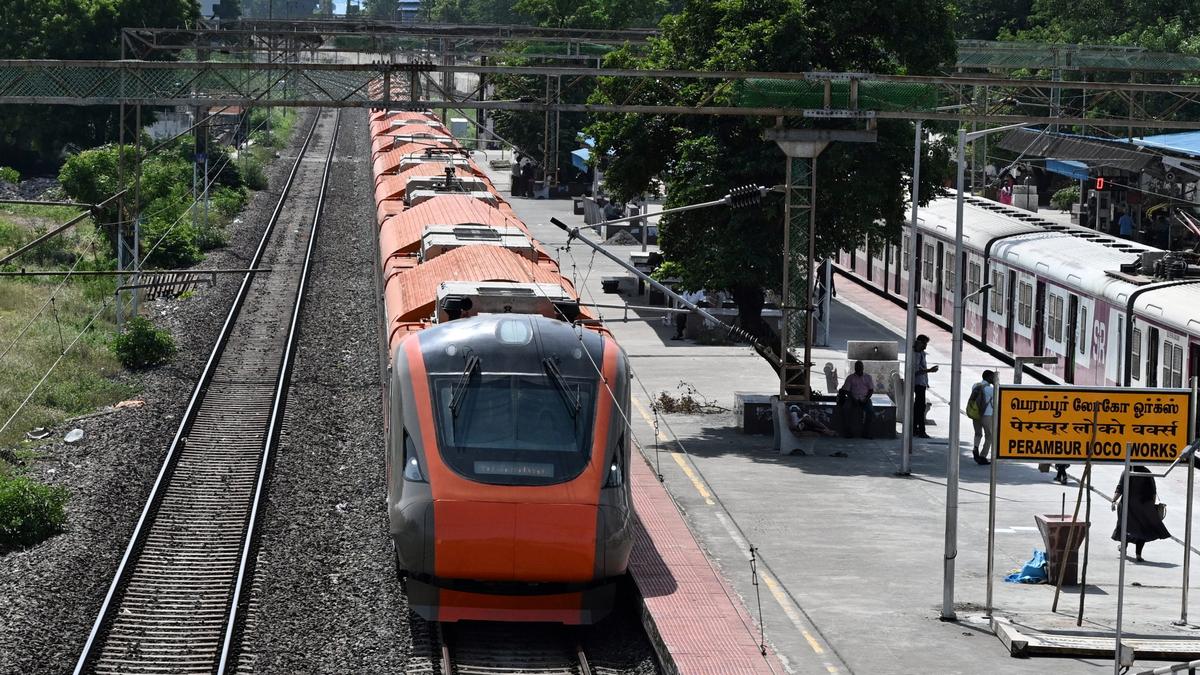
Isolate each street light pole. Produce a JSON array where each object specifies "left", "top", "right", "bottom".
[{"left": 942, "top": 122, "right": 1031, "bottom": 622}]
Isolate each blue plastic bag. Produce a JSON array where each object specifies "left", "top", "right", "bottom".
[{"left": 1004, "top": 549, "right": 1048, "bottom": 584}]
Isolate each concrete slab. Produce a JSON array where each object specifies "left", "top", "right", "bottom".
[{"left": 477, "top": 152, "right": 1200, "bottom": 674}]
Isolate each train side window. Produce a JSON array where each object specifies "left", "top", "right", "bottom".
[
  {"left": 967, "top": 261, "right": 982, "bottom": 304},
  {"left": 1164, "top": 342, "right": 1184, "bottom": 388},
  {"left": 943, "top": 251, "right": 956, "bottom": 292},
  {"left": 990, "top": 270, "right": 1005, "bottom": 315},
  {"left": 1017, "top": 282, "right": 1033, "bottom": 328},
  {"left": 1047, "top": 294, "right": 1064, "bottom": 343},
  {"left": 1077, "top": 305, "right": 1089, "bottom": 356},
  {"left": 1131, "top": 328, "right": 1142, "bottom": 381},
  {"left": 922, "top": 243, "right": 935, "bottom": 282}
]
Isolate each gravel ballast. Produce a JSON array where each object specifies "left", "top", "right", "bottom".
[
  {"left": 0, "top": 111, "right": 318, "bottom": 674},
  {"left": 238, "top": 109, "right": 410, "bottom": 672}
]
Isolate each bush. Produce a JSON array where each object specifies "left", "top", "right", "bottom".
[
  {"left": 242, "top": 160, "right": 268, "bottom": 191},
  {"left": 111, "top": 316, "right": 176, "bottom": 369},
  {"left": 1051, "top": 185, "right": 1080, "bottom": 212},
  {"left": 0, "top": 475, "right": 68, "bottom": 549},
  {"left": 0, "top": 166, "right": 19, "bottom": 184}
]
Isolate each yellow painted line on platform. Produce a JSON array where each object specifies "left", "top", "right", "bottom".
[{"left": 632, "top": 397, "right": 716, "bottom": 505}]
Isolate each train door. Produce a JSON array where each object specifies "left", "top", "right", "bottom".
[
  {"left": 1191, "top": 343, "right": 1200, "bottom": 384},
  {"left": 934, "top": 241, "right": 945, "bottom": 315},
  {"left": 1005, "top": 270, "right": 1017, "bottom": 353},
  {"left": 1064, "top": 294, "right": 1079, "bottom": 383},
  {"left": 893, "top": 244, "right": 902, "bottom": 295},
  {"left": 1147, "top": 327, "right": 1160, "bottom": 387},
  {"left": 865, "top": 242, "right": 873, "bottom": 282},
  {"left": 1033, "top": 281, "right": 1047, "bottom": 356}
]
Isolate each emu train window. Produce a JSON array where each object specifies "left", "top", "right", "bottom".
[
  {"left": 1047, "top": 294, "right": 1064, "bottom": 343},
  {"left": 990, "top": 270, "right": 1005, "bottom": 316},
  {"left": 967, "top": 262, "right": 982, "bottom": 304},
  {"left": 432, "top": 374, "right": 596, "bottom": 486},
  {"left": 1017, "top": 282, "right": 1034, "bottom": 328},
  {"left": 1164, "top": 342, "right": 1184, "bottom": 388}
]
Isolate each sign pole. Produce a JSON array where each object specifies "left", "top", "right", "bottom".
[
  {"left": 985, "top": 399, "right": 999, "bottom": 617},
  {"left": 1114, "top": 444, "right": 1134, "bottom": 675},
  {"left": 1179, "top": 376, "right": 1198, "bottom": 626}
]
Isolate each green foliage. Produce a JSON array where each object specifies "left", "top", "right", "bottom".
[
  {"left": 0, "top": 474, "right": 68, "bottom": 550},
  {"left": 0, "top": 167, "right": 19, "bottom": 184},
  {"left": 1017, "top": 0, "right": 1200, "bottom": 53},
  {"left": 587, "top": 0, "right": 957, "bottom": 337},
  {"left": 953, "top": 0, "right": 1034, "bottom": 40},
  {"left": 514, "top": 0, "right": 664, "bottom": 28},
  {"left": 243, "top": 0, "right": 318, "bottom": 17},
  {"left": 58, "top": 138, "right": 254, "bottom": 267},
  {"left": 421, "top": 0, "right": 522, "bottom": 22},
  {"left": 212, "top": 0, "right": 242, "bottom": 20},
  {"left": 111, "top": 316, "right": 176, "bottom": 370},
  {"left": 1051, "top": 185, "right": 1080, "bottom": 212},
  {"left": 0, "top": 0, "right": 199, "bottom": 171}
]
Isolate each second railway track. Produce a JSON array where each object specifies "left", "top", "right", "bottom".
[{"left": 73, "top": 108, "right": 341, "bottom": 675}]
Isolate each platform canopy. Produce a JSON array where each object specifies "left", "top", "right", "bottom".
[{"left": 1130, "top": 131, "right": 1200, "bottom": 159}]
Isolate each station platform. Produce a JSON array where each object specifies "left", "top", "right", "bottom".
[{"left": 629, "top": 451, "right": 781, "bottom": 674}]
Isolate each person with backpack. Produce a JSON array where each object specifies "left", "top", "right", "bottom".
[{"left": 967, "top": 370, "right": 996, "bottom": 465}]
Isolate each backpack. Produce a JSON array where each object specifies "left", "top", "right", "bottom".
[{"left": 966, "top": 383, "right": 984, "bottom": 420}]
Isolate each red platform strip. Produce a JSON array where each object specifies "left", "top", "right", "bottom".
[{"left": 630, "top": 454, "right": 780, "bottom": 674}]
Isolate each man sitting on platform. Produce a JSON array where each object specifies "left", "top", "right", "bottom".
[{"left": 840, "top": 360, "right": 875, "bottom": 438}]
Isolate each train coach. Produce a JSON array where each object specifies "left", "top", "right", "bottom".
[
  {"left": 366, "top": 103, "right": 634, "bottom": 625},
  {"left": 840, "top": 195, "right": 1200, "bottom": 389}
]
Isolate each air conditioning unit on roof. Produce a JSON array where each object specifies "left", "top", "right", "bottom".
[
  {"left": 436, "top": 281, "right": 578, "bottom": 323},
  {"left": 408, "top": 190, "right": 497, "bottom": 208},
  {"left": 421, "top": 225, "right": 535, "bottom": 261}
]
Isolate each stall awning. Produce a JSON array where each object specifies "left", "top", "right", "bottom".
[
  {"left": 1045, "top": 159, "right": 1090, "bottom": 180},
  {"left": 997, "top": 128, "right": 1159, "bottom": 173}
]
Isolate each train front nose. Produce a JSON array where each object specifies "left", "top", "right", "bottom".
[{"left": 434, "top": 501, "right": 599, "bottom": 582}]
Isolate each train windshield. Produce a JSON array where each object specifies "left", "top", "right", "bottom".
[{"left": 432, "top": 373, "right": 596, "bottom": 486}]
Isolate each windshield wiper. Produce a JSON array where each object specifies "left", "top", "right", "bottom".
[
  {"left": 449, "top": 353, "right": 481, "bottom": 418},
  {"left": 543, "top": 358, "right": 580, "bottom": 418}
]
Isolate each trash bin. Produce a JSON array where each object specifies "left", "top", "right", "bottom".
[{"left": 1035, "top": 514, "right": 1090, "bottom": 586}]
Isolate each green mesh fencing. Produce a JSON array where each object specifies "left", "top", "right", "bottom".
[
  {"left": 956, "top": 40, "right": 1200, "bottom": 73},
  {"left": 735, "top": 78, "right": 940, "bottom": 111}
]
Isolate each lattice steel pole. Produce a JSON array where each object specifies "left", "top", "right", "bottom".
[{"left": 767, "top": 128, "right": 876, "bottom": 400}]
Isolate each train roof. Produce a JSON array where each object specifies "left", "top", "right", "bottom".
[
  {"left": 990, "top": 231, "right": 1144, "bottom": 300},
  {"left": 380, "top": 195, "right": 529, "bottom": 261},
  {"left": 1132, "top": 281, "right": 1200, "bottom": 335},
  {"left": 917, "top": 198, "right": 1041, "bottom": 253}
]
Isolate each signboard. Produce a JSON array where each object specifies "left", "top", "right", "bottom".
[{"left": 996, "top": 385, "right": 1192, "bottom": 464}]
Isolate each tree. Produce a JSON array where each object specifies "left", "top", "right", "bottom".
[
  {"left": 364, "top": 0, "right": 399, "bottom": 19},
  {"left": 0, "top": 0, "right": 198, "bottom": 172},
  {"left": 214, "top": 0, "right": 243, "bottom": 20},
  {"left": 587, "top": 0, "right": 957, "bottom": 338},
  {"left": 953, "top": 0, "right": 1033, "bottom": 40},
  {"left": 514, "top": 0, "right": 663, "bottom": 29},
  {"left": 1017, "top": 0, "right": 1200, "bottom": 53}
]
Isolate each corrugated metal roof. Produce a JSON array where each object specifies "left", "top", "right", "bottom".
[
  {"left": 372, "top": 143, "right": 453, "bottom": 178},
  {"left": 997, "top": 128, "right": 1158, "bottom": 173},
  {"left": 369, "top": 118, "right": 449, "bottom": 139},
  {"left": 384, "top": 245, "right": 574, "bottom": 325},
  {"left": 376, "top": 200, "right": 406, "bottom": 229},
  {"left": 379, "top": 195, "right": 526, "bottom": 261},
  {"left": 374, "top": 164, "right": 491, "bottom": 203},
  {"left": 1132, "top": 131, "right": 1200, "bottom": 159}
]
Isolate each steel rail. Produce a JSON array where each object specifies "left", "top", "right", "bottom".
[
  {"left": 72, "top": 110, "right": 325, "bottom": 674},
  {"left": 216, "top": 107, "right": 340, "bottom": 673}
]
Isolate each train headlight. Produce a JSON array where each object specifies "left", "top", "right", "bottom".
[
  {"left": 604, "top": 462, "right": 623, "bottom": 488},
  {"left": 403, "top": 433, "right": 427, "bottom": 483}
]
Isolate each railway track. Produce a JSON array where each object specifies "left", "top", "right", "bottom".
[
  {"left": 73, "top": 108, "right": 341, "bottom": 675},
  {"left": 433, "top": 622, "right": 615, "bottom": 675}
]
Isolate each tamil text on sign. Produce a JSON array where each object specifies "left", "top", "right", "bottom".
[{"left": 996, "top": 385, "right": 1191, "bottom": 463}]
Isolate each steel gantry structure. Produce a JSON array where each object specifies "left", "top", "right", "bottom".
[{"left": 4, "top": 49, "right": 1200, "bottom": 393}]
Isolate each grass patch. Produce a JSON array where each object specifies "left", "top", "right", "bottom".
[{"left": 0, "top": 278, "right": 133, "bottom": 451}]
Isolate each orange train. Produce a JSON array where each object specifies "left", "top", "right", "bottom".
[{"left": 366, "top": 98, "right": 633, "bottom": 624}]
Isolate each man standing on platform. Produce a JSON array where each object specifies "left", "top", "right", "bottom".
[{"left": 912, "top": 334, "right": 937, "bottom": 439}]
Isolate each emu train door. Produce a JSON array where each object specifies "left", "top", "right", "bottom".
[
  {"left": 1191, "top": 344, "right": 1200, "bottom": 384},
  {"left": 1033, "top": 281, "right": 1047, "bottom": 356},
  {"left": 1064, "top": 295, "right": 1079, "bottom": 383},
  {"left": 1147, "top": 327, "right": 1161, "bottom": 387},
  {"left": 1005, "top": 270, "right": 1017, "bottom": 353},
  {"left": 934, "top": 242, "right": 945, "bottom": 315}
]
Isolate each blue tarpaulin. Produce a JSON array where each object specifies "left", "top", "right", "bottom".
[
  {"left": 1132, "top": 131, "right": 1200, "bottom": 159},
  {"left": 1045, "top": 159, "right": 1090, "bottom": 180},
  {"left": 571, "top": 147, "right": 591, "bottom": 172}
]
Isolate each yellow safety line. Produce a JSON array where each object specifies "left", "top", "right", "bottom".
[
  {"left": 632, "top": 395, "right": 837, "bottom": 669},
  {"left": 631, "top": 397, "right": 715, "bottom": 505}
]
